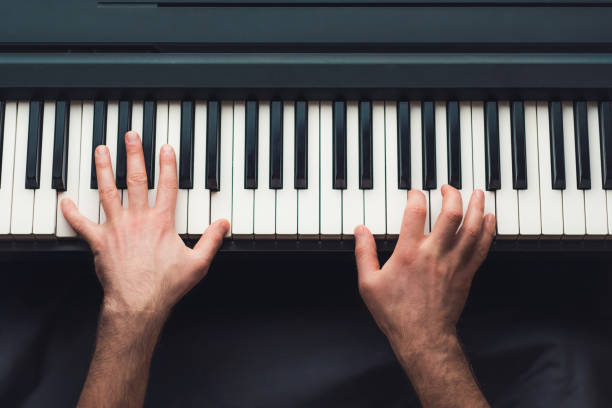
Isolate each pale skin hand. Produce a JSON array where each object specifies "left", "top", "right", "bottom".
[
  {"left": 61, "top": 131, "right": 228, "bottom": 408},
  {"left": 355, "top": 185, "right": 495, "bottom": 408}
]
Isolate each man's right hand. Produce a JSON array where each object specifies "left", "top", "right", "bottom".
[{"left": 354, "top": 186, "right": 495, "bottom": 408}]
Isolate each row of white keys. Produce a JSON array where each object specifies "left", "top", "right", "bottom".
[
  {"left": 232, "top": 101, "right": 253, "bottom": 236},
  {"left": 536, "top": 101, "right": 563, "bottom": 236},
  {"left": 561, "top": 101, "right": 586, "bottom": 236},
  {"left": 471, "top": 102, "right": 496, "bottom": 224},
  {"left": 364, "top": 101, "right": 387, "bottom": 235},
  {"left": 518, "top": 101, "right": 542, "bottom": 236},
  {"left": 210, "top": 101, "right": 233, "bottom": 236},
  {"left": 254, "top": 101, "right": 275, "bottom": 236},
  {"left": 56, "top": 101, "right": 82, "bottom": 237},
  {"left": 11, "top": 101, "right": 34, "bottom": 235},
  {"left": 459, "top": 101, "right": 474, "bottom": 216},
  {"left": 342, "top": 101, "right": 362, "bottom": 236},
  {"left": 496, "top": 101, "right": 519, "bottom": 236},
  {"left": 411, "top": 101, "right": 431, "bottom": 234},
  {"left": 32, "top": 101, "right": 57, "bottom": 236},
  {"left": 586, "top": 102, "right": 608, "bottom": 235},
  {"left": 384, "top": 101, "right": 407, "bottom": 236},
  {"left": 297, "top": 101, "right": 320, "bottom": 237},
  {"left": 0, "top": 102, "right": 17, "bottom": 235},
  {"left": 429, "top": 101, "right": 447, "bottom": 229},
  {"left": 187, "top": 101, "right": 209, "bottom": 235},
  {"left": 100, "top": 101, "right": 119, "bottom": 223},
  {"left": 276, "top": 101, "right": 298, "bottom": 236},
  {"left": 320, "top": 101, "right": 342, "bottom": 236}
]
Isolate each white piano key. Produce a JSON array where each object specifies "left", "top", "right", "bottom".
[
  {"left": 410, "top": 101, "right": 430, "bottom": 234},
  {"left": 429, "top": 101, "right": 447, "bottom": 228},
  {"left": 148, "top": 101, "right": 169, "bottom": 208},
  {"left": 585, "top": 101, "right": 608, "bottom": 236},
  {"left": 495, "top": 101, "right": 519, "bottom": 236},
  {"left": 297, "top": 101, "right": 320, "bottom": 236},
  {"left": 210, "top": 101, "right": 233, "bottom": 237},
  {"left": 276, "top": 101, "right": 298, "bottom": 236},
  {"left": 56, "top": 102, "right": 82, "bottom": 237},
  {"left": 471, "top": 102, "right": 496, "bottom": 220},
  {"left": 77, "top": 101, "right": 99, "bottom": 224},
  {"left": 561, "top": 101, "right": 586, "bottom": 236},
  {"left": 536, "top": 101, "right": 563, "bottom": 236},
  {"left": 459, "top": 101, "right": 474, "bottom": 214},
  {"left": 320, "top": 101, "right": 342, "bottom": 237},
  {"left": 518, "top": 101, "right": 542, "bottom": 236},
  {"left": 0, "top": 102, "right": 17, "bottom": 235},
  {"left": 11, "top": 101, "right": 35, "bottom": 235},
  {"left": 254, "top": 101, "right": 276, "bottom": 236},
  {"left": 167, "top": 101, "right": 187, "bottom": 234},
  {"left": 187, "top": 101, "right": 210, "bottom": 235},
  {"left": 100, "top": 101, "right": 119, "bottom": 223},
  {"left": 364, "top": 101, "right": 386, "bottom": 235},
  {"left": 342, "top": 101, "right": 362, "bottom": 236},
  {"left": 122, "top": 101, "right": 144, "bottom": 209},
  {"left": 385, "top": 101, "right": 407, "bottom": 236},
  {"left": 33, "top": 101, "right": 57, "bottom": 235},
  {"left": 231, "top": 101, "right": 253, "bottom": 236}
]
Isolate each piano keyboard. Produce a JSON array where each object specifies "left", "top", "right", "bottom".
[{"left": 1, "top": 99, "right": 612, "bottom": 240}]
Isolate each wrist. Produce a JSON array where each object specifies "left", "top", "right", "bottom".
[
  {"left": 391, "top": 329, "right": 461, "bottom": 369},
  {"left": 100, "top": 298, "right": 169, "bottom": 339}
]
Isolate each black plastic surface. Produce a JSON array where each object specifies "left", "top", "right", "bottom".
[
  {"left": 142, "top": 100, "right": 156, "bottom": 189},
  {"left": 511, "top": 101, "right": 527, "bottom": 190},
  {"left": 358, "top": 101, "right": 373, "bottom": 190},
  {"left": 91, "top": 101, "right": 107, "bottom": 189},
  {"left": 52, "top": 101, "right": 69, "bottom": 191},
  {"left": 245, "top": 100, "right": 259, "bottom": 189},
  {"left": 205, "top": 101, "right": 221, "bottom": 191},
  {"left": 25, "top": 101, "right": 43, "bottom": 190},
  {"left": 294, "top": 100, "right": 307, "bottom": 190},
  {"left": 397, "top": 101, "right": 410, "bottom": 190},
  {"left": 446, "top": 101, "right": 461, "bottom": 189},
  {"left": 574, "top": 101, "right": 591, "bottom": 190},
  {"left": 600, "top": 101, "right": 612, "bottom": 189},
  {"left": 270, "top": 100, "right": 283, "bottom": 189},
  {"left": 422, "top": 101, "right": 436, "bottom": 190},
  {"left": 116, "top": 100, "right": 132, "bottom": 189},
  {"left": 179, "top": 100, "right": 194, "bottom": 189},
  {"left": 484, "top": 101, "right": 501, "bottom": 191},
  {"left": 333, "top": 101, "right": 347, "bottom": 190},
  {"left": 549, "top": 101, "right": 566, "bottom": 190}
]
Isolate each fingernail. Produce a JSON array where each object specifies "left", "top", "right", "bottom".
[
  {"left": 126, "top": 131, "right": 139, "bottom": 144},
  {"left": 475, "top": 189, "right": 484, "bottom": 200},
  {"left": 354, "top": 225, "right": 366, "bottom": 238},
  {"left": 485, "top": 214, "right": 496, "bottom": 228},
  {"left": 95, "top": 145, "right": 107, "bottom": 157}
]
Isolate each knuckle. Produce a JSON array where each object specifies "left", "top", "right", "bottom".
[
  {"left": 98, "top": 186, "right": 119, "bottom": 202},
  {"left": 407, "top": 203, "right": 427, "bottom": 218},
  {"left": 358, "top": 276, "right": 375, "bottom": 296},
  {"left": 158, "top": 178, "right": 178, "bottom": 191},
  {"left": 464, "top": 225, "right": 481, "bottom": 240},
  {"left": 127, "top": 171, "right": 148, "bottom": 186},
  {"left": 442, "top": 208, "right": 463, "bottom": 225}
]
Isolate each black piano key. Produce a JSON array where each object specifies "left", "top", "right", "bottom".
[
  {"left": 116, "top": 100, "right": 132, "bottom": 189},
  {"left": 51, "top": 101, "right": 69, "bottom": 191},
  {"left": 269, "top": 100, "right": 283, "bottom": 189},
  {"left": 573, "top": 101, "right": 591, "bottom": 190},
  {"left": 422, "top": 101, "right": 436, "bottom": 190},
  {"left": 245, "top": 100, "right": 259, "bottom": 189},
  {"left": 205, "top": 100, "right": 221, "bottom": 191},
  {"left": 446, "top": 101, "right": 461, "bottom": 189},
  {"left": 600, "top": 101, "right": 612, "bottom": 189},
  {"left": 333, "top": 101, "right": 347, "bottom": 190},
  {"left": 179, "top": 100, "right": 194, "bottom": 189},
  {"left": 294, "top": 100, "right": 308, "bottom": 189},
  {"left": 511, "top": 101, "right": 528, "bottom": 190},
  {"left": 484, "top": 101, "right": 501, "bottom": 191},
  {"left": 549, "top": 101, "right": 566, "bottom": 190},
  {"left": 25, "top": 100, "right": 43, "bottom": 189},
  {"left": 359, "top": 101, "right": 373, "bottom": 190},
  {"left": 142, "top": 101, "right": 156, "bottom": 189},
  {"left": 397, "top": 101, "right": 410, "bottom": 189},
  {"left": 0, "top": 101, "right": 4, "bottom": 183},
  {"left": 90, "top": 100, "right": 107, "bottom": 189}
]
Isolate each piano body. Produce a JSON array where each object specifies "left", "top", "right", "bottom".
[{"left": 2, "top": 0, "right": 612, "bottom": 252}]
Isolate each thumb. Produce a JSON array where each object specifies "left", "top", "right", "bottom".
[
  {"left": 354, "top": 225, "right": 380, "bottom": 281},
  {"left": 60, "top": 198, "right": 100, "bottom": 244},
  {"left": 192, "top": 219, "right": 230, "bottom": 270}
]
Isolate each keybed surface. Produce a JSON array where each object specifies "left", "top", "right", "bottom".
[{"left": 1, "top": 99, "right": 611, "bottom": 241}]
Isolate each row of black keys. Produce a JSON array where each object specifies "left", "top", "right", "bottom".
[{"left": 3, "top": 99, "right": 612, "bottom": 193}]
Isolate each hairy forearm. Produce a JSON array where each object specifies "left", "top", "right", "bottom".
[
  {"left": 392, "top": 333, "right": 489, "bottom": 408},
  {"left": 77, "top": 305, "right": 168, "bottom": 408}
]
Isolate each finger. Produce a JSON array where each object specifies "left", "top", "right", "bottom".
[
  {"left": 453, "top": 189, "right": 485, "bottom": 257},
  {"left": 155, "top": 144, "right": 178, "bottom": 215},
  {"left": 462, "top": 214, "right": 496, "bottom": 276},
  {"left": 60, "top": 198, "right": 100, "bottom": 245},
  {"left": 192, "top": 219, "right": 230, "bottom": 270},
  {"left": 354, "top": 225, "right": 380, "bottom": 282},
  {"left": 395, "top": 189, "right": 427, "bottom": 252},
  {"left": 431, "top": 184, "right": 463, "bottom": 248},
  {"left": 125, "top": 131, "right": 149, "bottom": 210},
  {"left": 94, "top": 145, "right": 122, "bottom": 220}
]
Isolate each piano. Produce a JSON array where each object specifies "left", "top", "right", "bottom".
[{"left": 3, "top": 0, "right": 612, "bottom": 252}]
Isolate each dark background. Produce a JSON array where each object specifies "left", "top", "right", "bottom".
[{"left": 1, "top": 249, "right": 612, "bottom": 407}]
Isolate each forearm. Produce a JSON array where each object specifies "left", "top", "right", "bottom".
[
  {"left": 392, "top": 333, "right": 489, "bottom": 408},
  {"left": 78, "top": 305, "right": 168, "bottom": 408}
]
